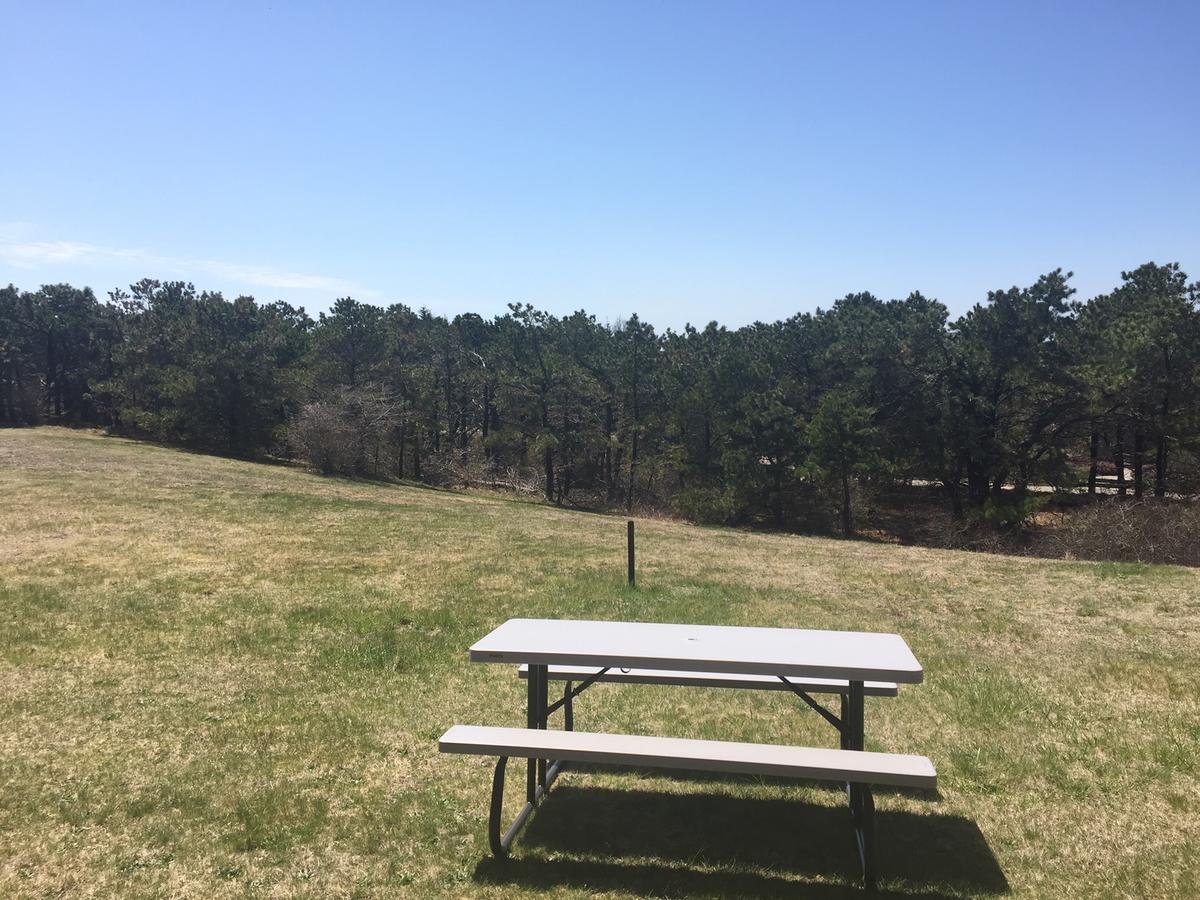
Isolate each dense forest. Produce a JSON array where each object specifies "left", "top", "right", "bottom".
[{"left": 3, "top": 263, "right": 1199, "bottom": 540}]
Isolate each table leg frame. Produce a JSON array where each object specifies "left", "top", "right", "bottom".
[
  {"left": 525, "top": 664, "right": 539, "bottom": 803},
  {"left": 509, "top": 668, "right": 877, "bottom": 889},
  {"left": 495, "top": 663, "right": 568, "bottom": 857},
  {"left": 843, "top": 680, "right": 877, "bottom": 890},
  {"left": 489, "top": 754, "right": 565, "bottom": 858}
]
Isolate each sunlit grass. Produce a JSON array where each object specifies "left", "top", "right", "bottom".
[{"left": 1, "top": 427, "right": 1198, "bottom": 897}]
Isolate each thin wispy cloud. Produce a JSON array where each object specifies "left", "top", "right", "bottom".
[
  {"left": 2, "top": 240, "right": 99, "bottom": 265},
  {"left": 0, "top": 236, "right": 380, "bottom": 299}
]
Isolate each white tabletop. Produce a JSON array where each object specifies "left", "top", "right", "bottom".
[{"left": 470, "top": 618, "right": 923, "bottom": 684}]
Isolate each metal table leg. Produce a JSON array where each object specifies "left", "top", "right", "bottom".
[
  {"left": 534, "top": 664, "right": 548, "bottom": 789},
  {"left": 844, "top": 680, "right": 876, "bottom": 890},
  {"left": 525, "top": 664, "right": 539, "bottom": 803}
]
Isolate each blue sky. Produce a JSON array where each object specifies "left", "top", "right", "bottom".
[{"left": 2, "top": 1, "right": 1197, "bottom": 327}]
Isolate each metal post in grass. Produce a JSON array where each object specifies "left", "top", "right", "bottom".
[{"left": 627, "top": 519, "right": 635, "bottom": 587}]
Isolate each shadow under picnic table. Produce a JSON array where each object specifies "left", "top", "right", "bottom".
[{"left": 473, "top": 784, "right": 1008, "bottom": 897}]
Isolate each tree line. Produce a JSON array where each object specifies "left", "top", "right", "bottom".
[{"left": 2, "top": 263, "right": 1198, "bottom": 534}]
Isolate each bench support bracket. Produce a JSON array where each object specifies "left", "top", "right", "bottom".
[
  {"left": 776, "top": 676, "right": 844, "bottom": 733},
  {"left": 545, "top": 667, "right": 611, "bottom": 721}
]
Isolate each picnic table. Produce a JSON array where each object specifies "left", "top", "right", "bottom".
[{"left": 440, "top": 618, "right": 935, "bottom": 890}]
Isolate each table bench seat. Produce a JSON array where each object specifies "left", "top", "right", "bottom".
[
  {"left": 440, "top": 724, "right": 936, "bottom": 789},
  {"left": 518, "top": 664, "right": 899, "bottom": 697}
]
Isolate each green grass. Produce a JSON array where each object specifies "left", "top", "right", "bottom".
[{"left": 2, "top": 427, "right": 1199, "bottom": 898}]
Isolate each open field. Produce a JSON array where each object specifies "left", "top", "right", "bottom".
[{"left": 2, "top": 427, "right": 1199, "bottom": 898}]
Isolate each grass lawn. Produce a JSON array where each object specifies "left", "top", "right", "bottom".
[{"left": 2, "top": 427, "right": 1198, "bottom": 898}]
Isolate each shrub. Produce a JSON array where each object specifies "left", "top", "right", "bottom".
[
  {"left": 977, "top": 494, "right": 1049, "bottom": 532},
  {"left": 288, "top": 401, "right": 354, "bottom": 475},
  {"left": 1034, "top": 498, "right": 1200, "bottom": 567},
  {"left": 287, "top": 385, "right": 401, "bottom": 477},
  {"left": 673, "top": 485, "right": 738, "bottom": 525}
]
